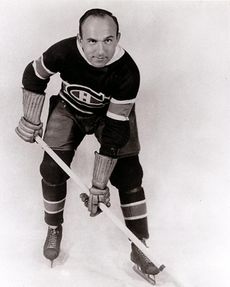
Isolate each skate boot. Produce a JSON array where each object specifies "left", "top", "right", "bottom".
[
  {"left": 131, "top": 240, "right": 165, "bottom": 284},
  {"left": 43, "top": 225, "right": 62, "bottom": 267}
]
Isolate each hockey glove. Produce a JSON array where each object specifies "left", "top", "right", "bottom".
[
  {"left": 89, "top": 186, "right": 111, "bottom": 216},
  {"left": 80, "top": 152, "right": 117, "bottom": 217},
  {"left": 80, "top": 187, "right": 110, "bottom": 216},
  {"left": 16, "top": 117, "right": 43, "bottom": 143},
  {"left": 15, "top": 89, "right": 45, "bottom": 143}
]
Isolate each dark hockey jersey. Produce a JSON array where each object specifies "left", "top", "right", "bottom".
[{"left": 22, "top": 36, "right": 140, "bottom": 156}]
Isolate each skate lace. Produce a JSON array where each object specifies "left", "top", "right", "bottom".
[{"left": 47, "top": 228, "right": 58, "bottom": 249}]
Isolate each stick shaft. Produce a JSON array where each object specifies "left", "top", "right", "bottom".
[
  {"left": 35, "top": 137, "right": 154, "bottom": 257},
  {"left": 35, "top": 136, "right": 185, "bottom": 287}
]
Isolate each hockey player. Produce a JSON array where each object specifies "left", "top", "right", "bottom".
[{"left": 16, "top": 8, "right": 160, "bottom": 278}]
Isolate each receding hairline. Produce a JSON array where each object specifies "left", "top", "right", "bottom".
[
  {"left": 81, "top": 15, "right": 118, "bottom": 34},
  {"left": 79, "top": 8, "right": 119, "bottom": 37}
]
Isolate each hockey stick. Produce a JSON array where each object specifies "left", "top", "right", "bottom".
[{"left": 35, "top": 135, "right": 186, "bottom": 287}]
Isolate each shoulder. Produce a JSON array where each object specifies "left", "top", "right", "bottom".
[
  {"left": 108, "top": 50, "right": 140, "bottom": 100},
  {"left": 122, "top": 51, "right": 139, "bottom": 76},
  {"left": 45, "top": 36, "right": 77, "bottom": 54},
  {"left": 111, "top": 50, "right": 140, "bottom": 79},
  {"left": 40, "top": 36, "right": 79, "bottom": 72},
  {"left": 42, "top": 36, "right": 79, "bottom": 68},
  {"left": 111, "top": 50, "right": 140, "bottom": 86}
]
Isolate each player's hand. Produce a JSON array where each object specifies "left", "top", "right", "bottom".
[
  {"left": 88, "top": 186, "right": 110, "bottom": 216},
  {"left": 80, "top": 186, "right": 111, "bottom": 217},
  {"left": 15, "top": 117, "right": 43, "bottom": 143}
]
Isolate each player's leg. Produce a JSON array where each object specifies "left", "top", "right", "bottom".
[
  {"left": 110, "top": 156, "right": 160, "bottom": 276},
  {"left": 109, "top": 106, "right": 160, "bottom": 275},
  {"left": 110, "top": 155, "right": 149, "bottom": 239},
  {"left": 40, "top": 96, "right": 84, "bottom": 264}
]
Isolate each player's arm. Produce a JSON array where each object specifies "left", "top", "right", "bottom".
[
  {"left": 99, "top": 97, "right": 135, "bottom": 157},
  {"left": 99, "top": 61, "right": 140, "bottom": 157},
  {"left": 83, "top": 64, "right": 140, "bottom": 216},
  {"left": 84, "top": 99, "right": 135, "bottom": 216},
  {"left": 16, "top": 44, "right": 60, "bottom": 143}
]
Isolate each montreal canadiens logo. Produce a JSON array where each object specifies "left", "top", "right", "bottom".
[{"left": 64, "top": 83, "right": 110, "bottom": 109}]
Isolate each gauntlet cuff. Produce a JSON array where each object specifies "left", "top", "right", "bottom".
[
  {"left": 92, "top": 152, "right": 117, "bottom": 189},
  {"left": 23, "top": 88, "right": 45, "bottom": 124}
]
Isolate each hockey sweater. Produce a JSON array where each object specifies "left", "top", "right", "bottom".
[{"left": 22, "top": 36, "right": 140, "bottom": 156}]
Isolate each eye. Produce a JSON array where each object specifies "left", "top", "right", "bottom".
[
  {"left": 88, "top": 39, "right": 97, "bottom": 45},
  {"left": 104, "top": 38, "right": 113, "bottom": 44}
]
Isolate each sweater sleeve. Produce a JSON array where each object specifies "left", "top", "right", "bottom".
[
  {"left": 22, "top": 40, "right": 65, "bottom": 93},
  {"left": 100, "top": 56, "right": 140, "bottom": 157}
]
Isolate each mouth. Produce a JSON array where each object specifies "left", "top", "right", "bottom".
[
  {"left": 95, "top": 57, "right": 106, "bottom": 61},
  {"left": 91, "top": 56, "right": 108, "bottom": 67}
]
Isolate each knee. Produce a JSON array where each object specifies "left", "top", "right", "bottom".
[
  {"left": 40, "top": 156, "right": 68, "bottom": 184},
  {"left": 110, "top": 155, "right": 143, "bottom": 190},
  {"left": 119, "top": 186, "right": 145, "bottom": 205},
  {"left": 40, "top": 151, "right": 74, "bottom": 184}
]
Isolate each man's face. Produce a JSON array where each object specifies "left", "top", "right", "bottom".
[{"left": 78, "top": 15, "right": 120, "bottom": 68}]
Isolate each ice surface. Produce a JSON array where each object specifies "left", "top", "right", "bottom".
[{"left": 1, "top": 1, "right": 230, "bottom": 287}]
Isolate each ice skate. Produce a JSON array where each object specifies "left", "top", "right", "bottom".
[
  {"left": 43, "top": 225, "right": 62, "bottom": 267},
  {"left": 131, "top": 240, "right": 165, "bottom": 285}
]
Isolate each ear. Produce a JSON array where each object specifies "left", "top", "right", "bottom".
[
  {"left": 116, "top": 32, "right": 121, "bottom": 43},
  {"left": 77, "top": 34, "right": 82, "bottom": 44}
]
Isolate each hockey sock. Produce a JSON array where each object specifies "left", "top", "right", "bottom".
[
  {"left": 119, "top": 186, "right": 149, "bottom": 239},
  {"left": 42, "top": 179, "right": 67, "bottom": 226}
]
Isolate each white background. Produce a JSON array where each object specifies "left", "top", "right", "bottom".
[{"left": 0, "top": 1, "right": 230, "bottom": 286}]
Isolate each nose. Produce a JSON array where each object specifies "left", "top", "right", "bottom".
[{"left": 97, "top": 42, "right": 105, "bottom": 56}]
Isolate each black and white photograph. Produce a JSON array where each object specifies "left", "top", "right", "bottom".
[{"left": 0, "top": 1, "right": 230, "bottom": 286}]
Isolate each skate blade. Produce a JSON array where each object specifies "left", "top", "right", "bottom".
[{"left": 133, "top": 265, "right": 156, "bottom": 285}]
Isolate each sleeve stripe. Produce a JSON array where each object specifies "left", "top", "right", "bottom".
[
  {"left": 107, "top": 99, "right": 134, "bottom": 121},
  {"left": 106, "top": 111, "right": 129, "bottom": 121},
  {"left": 110, "top": 98, "right": 135, "bottom": 104},
  {"left": 32, "top": 61, "right": 46, "bottom": 80},
  {"left": 32, "top": 55, "right": 55, "bottom": 80},
  {"left": 40, "top": 55, "right": 55, "bottom": 74}
]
